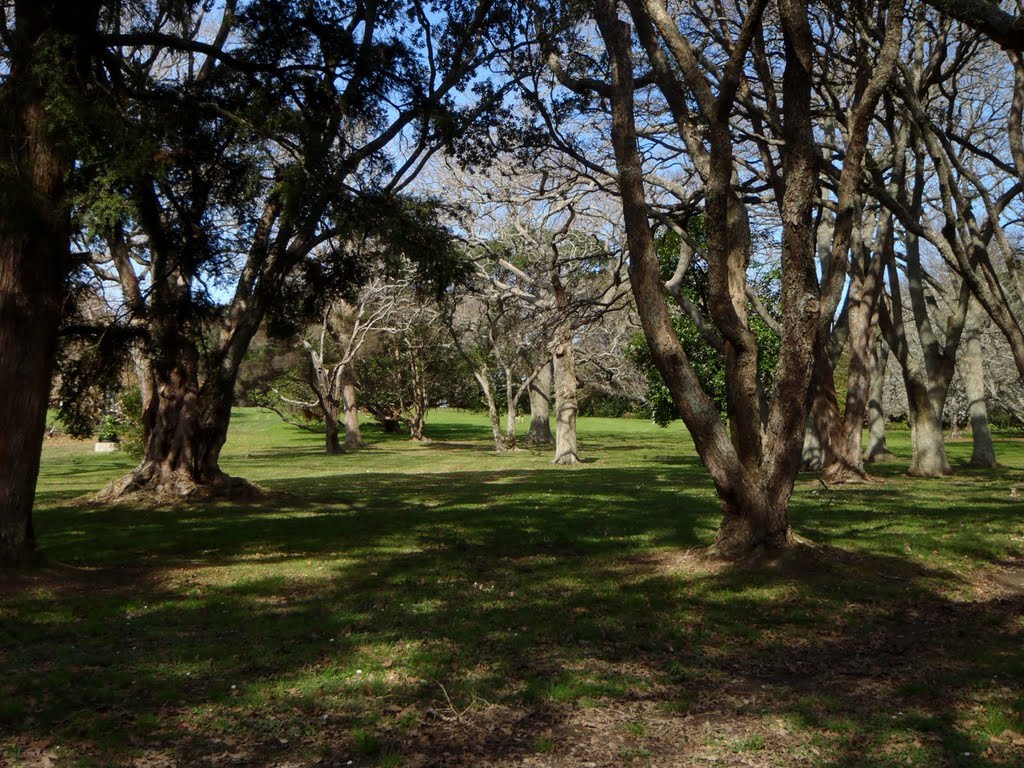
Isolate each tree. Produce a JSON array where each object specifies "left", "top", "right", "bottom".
[
  {"left": 536, "top": 0, "right": 903, "bottom": 555},
  {"left": 451, "top": 158, "right": 629, "bottom": 463},
  {"left": 0, "top": 0, "right": 106, "bottom": 564},
  {"left": 83, "top": 0, "right": 518, "bottom": 500},
  {"left": 445, "top": 281, "right": 548, "bottom": 451},
  {"left": 357, "top": 308, "right": 475, "bottom": 440},
  {"left": 294, "top": 277, "right": 411, "bottom": 454}
]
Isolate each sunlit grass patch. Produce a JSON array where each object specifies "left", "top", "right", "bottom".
[{"left": 4, "top": 409, "right": 1023, "bottom": 766}]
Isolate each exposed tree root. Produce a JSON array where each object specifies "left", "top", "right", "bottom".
[
  {"left": 92, "top": 466, "right": 264, "bottom": 506},
  {"left": 706, "top": 519, "right": 807, "bottom": 563}
]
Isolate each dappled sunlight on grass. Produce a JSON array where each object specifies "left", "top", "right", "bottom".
[{"left": 3, "top": 409, "right": 1023, "bottom": 766}]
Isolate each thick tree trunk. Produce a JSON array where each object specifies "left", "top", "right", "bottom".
[
  {"left": 906, "top": 387, "right": 952, "bottom": 477},
  {"left": 962, "top": 310, "right": 996, "bottom": 467},
  {"left": 0, "top": 25, "right": 80, "bottom": 563},
  {"left": 342, "top": 381, "right": 365, "bottom": 448},
  {"left": 0, "top": 233, "right": 64, "bottom": 565},
  {"left": 711, "top": 484, "right": 795, "bottom": 559},
  {"left": 96, "top": 328, "right": 257, "bottom": 501},
  {"left": 552, "top": 340, "right": 579, "bottom": 465},
  {"left": 864, "top": 335, "right": 896, "bottom": 462},
  {"left": 525, "top": 359, "right": 553, "bottom": 445}
]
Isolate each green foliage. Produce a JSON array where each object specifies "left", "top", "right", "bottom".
[
  {"left": 95, "top": 415, "right": 119, "bottom": 443},
  {"left": 357, "top": 322, "right": 477, "bottom": 433},
  {"left": 115, "top": 389, "right": 146, "bottom": 461},
  {"left": 630, "top": 227, "right": 781, "bottom": 426}
]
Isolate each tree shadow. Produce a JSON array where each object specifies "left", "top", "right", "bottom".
[{"left": 7, "top": 446, "right": 1024, "bottom": 766}]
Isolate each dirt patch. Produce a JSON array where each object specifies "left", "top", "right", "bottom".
[{"left": 975, "top": 557, "right": 1024, "bottom": 598}]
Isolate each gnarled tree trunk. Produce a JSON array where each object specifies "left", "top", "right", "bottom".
[{"left": 96, "top": 307, "right": 261, "bottom": 501}]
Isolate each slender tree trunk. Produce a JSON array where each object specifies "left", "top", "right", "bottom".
[
  {"left": 474, "top": 371, "right": 510, "bottom": 452},
  {"left": 864, "top": 335, "right": 896, "bottom": 462},
  {"left": 808, "top": 342, "right": 846, "bottom": 481},
  {"left": 408, "top": 353, "right": 427, "bottom": 441},
  {"left": 525, "top": 358, "right": 553, "bottom": 445},
  {"left": 963, "top": 307, "right": 996, "bottom": 467},
  {"left": 342, "top": 380, "right": 365, "bottom": 448},
  {"left": 552, "top": 339, "right": 579, "bottom": 465},
  {"left": 505, "top": 367, "right": 517, "bottom": 440},
  {"left": 324, "top": 406, "right": 342, "bottom": 455}
]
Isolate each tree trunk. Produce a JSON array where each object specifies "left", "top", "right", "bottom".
[
  {"left": 324, "top": 406, "right": 342, "bottom": 455},
  {"left": 505, "top": 367, "right": 518, "bottom": 441},
  {"left": 800, "top": 415, "right": 823, "bottom": 470},
  {"left": 711, "top": 483, "right": 795, "bottom": 559},
  {"left": 552, "top": 340, "right": 579, "bottom": 465},
  {"left": 342, "top": 380, "right": 365, "bottom": 448},
  {"left": 0, "top": 18, "right": 82, "bottom": 563},
  {"left": 0, "top": 233, "right": 64, "bottom": 565},
  {"left": 864, "top": 334, "right": 896, "bottom": 462},
  {"left": 96, "top": 327, "right": 258, "bottom": 501},
  {"left": 963, "top": 307, "right": 996, "bottom": 467},
  {"left": 474, "top": 371, "right": 510, "bottom": 452},
  {"left": 906, "top": 386, "right": 951, "bottom": 477},
  {"left": 808, "top": 342, "right": 850, "bottom": 483},
  {"left": 525, "top": 359, "right": 553, "bottom": 445}
]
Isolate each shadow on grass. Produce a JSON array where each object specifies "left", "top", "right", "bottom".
[{"left": 5, "top": 454, "right": 1024, "bottom": 766}]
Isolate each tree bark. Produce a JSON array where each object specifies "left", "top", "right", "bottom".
[
  {"left": 906, "top": 388, "right": 952, "bottom": 476},
  {"left": 474, "top": 371, "right": 510, "bottom": 452},
  {"left": 96, "top": 316, "right": 260, "bottom": 500},
  {"left": 963, "top": 304, "right": 996, "bottom": 467},
  {"left": 524, "top": 358, "right": 553, "bottom": 445},
  {"left": 0, "top": 0, "right": 100, "bottom": 563},
  {"left": 504, "top": 367, "right": 518, "bottom": 441},
  {"left": 324, "top": 407, "right": 343, "bottom": 455},
  {"left": 713, "top": 487, "right": 795, "bottom": 559},
  {"left": 0, "top": 182, "right": 65, "bottom": 564},
  {"left": 800, "top": 415, "right": 823, "bottom": 470},
  {"left": 342, "top": 380, "right": 365, "bottom": 448},
  {"left": 864, "top": 334, "right": 896, "bottom": 462},
  {"left": 552, "top": 340, "right": 579, "bottom": 465}
]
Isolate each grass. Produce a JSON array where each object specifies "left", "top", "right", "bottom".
[{"left": 2, "top": 408, "right": 1023, "bottom": 767}]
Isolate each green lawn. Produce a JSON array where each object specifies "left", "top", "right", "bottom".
[{"left": 2, "top": 409, "right": 1023, "bottom": 767}]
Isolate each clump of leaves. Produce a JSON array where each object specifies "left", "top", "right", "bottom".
[{"left": 96, "top": 415, "right": 119, "bottom": 442}]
